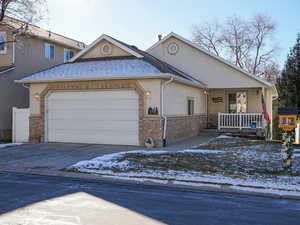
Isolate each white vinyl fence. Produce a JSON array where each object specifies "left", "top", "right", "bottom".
[
  {"left": 218, "top": 113, "right": 264, "bottom": 130},
  {"left": 12, "top": 107, "right": 30, "bottom": 142}
]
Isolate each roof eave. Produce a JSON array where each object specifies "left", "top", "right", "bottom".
[
  {"left": 0, "top": 66, "right": 16, "bottom": 74},
  {"left": 15, "top": 73, "right": 206, "bottom": 89}
]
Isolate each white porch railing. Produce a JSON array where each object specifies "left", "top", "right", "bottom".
[{"left": 218, "top": 113, "right": 264, "bottom": 130}]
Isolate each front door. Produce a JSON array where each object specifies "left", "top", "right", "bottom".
[{"left": 228, "top": 92, "right": 247, "bottom": 113}]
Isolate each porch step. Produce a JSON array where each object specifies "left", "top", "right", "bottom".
[{"left": 202, "top": 128, "right": 218, "bottom": 133}]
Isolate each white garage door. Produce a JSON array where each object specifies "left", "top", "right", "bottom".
[{"left": 45, "top": 90, "right": 139, "bottom": 145}]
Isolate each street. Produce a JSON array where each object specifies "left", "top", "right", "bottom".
[{"left": 0, "top": 172, "right": 299, "bottom": 225}]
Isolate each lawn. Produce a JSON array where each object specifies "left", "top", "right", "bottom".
[{"left": 66, "top": 136, "right": 300, "bottom": 191}]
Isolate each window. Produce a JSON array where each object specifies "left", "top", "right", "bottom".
[
  {"left": 64, "top": 49, "right": 74, "bottom": 62},
  {"left": 0, "top": 33, "right": 6, "bottom": 54},
  {"left": 228, "top": 92, "right": 247, "bottom": 113},
  {"left": 187, "top": 98, "right": 195, "bottom": 115},
  {"left": 45, "top": 43, "right": 55, "bottom": 59}
]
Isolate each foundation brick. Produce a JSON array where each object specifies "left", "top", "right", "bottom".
[{"left": 165, "top": 114, "right": 207, "bottom": 144}]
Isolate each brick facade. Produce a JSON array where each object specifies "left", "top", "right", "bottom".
[
  {"left": 29, "top": 80, "right": 208, "bottom": 147},
  {"left": 29, "top": 114, "right": 43, "bottom": 142},
  {"left": 29, "top": 80, "right": 165, "bottom": 146},
  {"left": 165, "top": 114, "right": 207, "bottom": 144},
  {"left": 142, "top": 115, "right": 164, "bottom": 147}
]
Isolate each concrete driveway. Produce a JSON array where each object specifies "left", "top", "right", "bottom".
[
  {"left": 0, "top": 143, "right": 141, "bottom": 172},
  {"left": 0, "top": 133, "right": 216, "bottom": 174}
]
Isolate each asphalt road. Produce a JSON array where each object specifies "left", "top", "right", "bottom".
[{"left": 0, "top": 172, "right": 299, "bottom": 225}]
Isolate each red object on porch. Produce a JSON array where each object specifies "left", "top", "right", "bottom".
[{"left": 261, "top": 95, "right": 270, "bottom": 124}]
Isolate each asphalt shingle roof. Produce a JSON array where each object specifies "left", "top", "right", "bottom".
[
  {"left": 21, "top": 35, "right": 206, "bottom": 87},
  {"left": 21, "top": 58, "right": 162, "bottom": 81}
]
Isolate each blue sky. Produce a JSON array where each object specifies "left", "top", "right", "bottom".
[{"left": 47, "top": 0, "right": 299, "bottom": 68}]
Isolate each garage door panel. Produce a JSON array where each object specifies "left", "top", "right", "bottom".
[
  {"left": 48, "top": 131, "right": 138, "bottom": 145},
  {"left": 48, "top": 120, "right": 138, "bottom": 131},
  {"left": 48, "top": 90, "right": 138, "bottom": 99},
  {"left": 48, "top": 99, "right": 138, "bottom": 110},
  {"left": 47, "top": 111, "right": 138, "bottom": 120},
  {"left": 46, "top": 90, "right": 139, "bottom": 145}
]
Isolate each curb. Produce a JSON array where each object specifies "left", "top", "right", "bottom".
[{"left": 0, "top": 168, "right": 299, "bottom": 201}]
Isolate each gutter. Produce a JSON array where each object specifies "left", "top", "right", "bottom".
[
  {"left": 0, "top": 66, "right": 15, "bottom": 74},
  {"left": 271, "top": 84, "right": 279, "bottom": 101},
  {"left": 161, "top": 77, "right": 174, "bottom": 147},
  {"left": 15, "top": 73, "right": 206, "bottom": 89},
  {"left": 33, "top": 34, "right": 83, "bottom": 50}
]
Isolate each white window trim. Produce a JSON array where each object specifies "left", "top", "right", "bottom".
[
  {"left": 44, "top": 43, "right": 55, "bottom": 59},
  {"left": 187, "top": 97, "right": 195, "bottom": 116},
  {"left": 0, "top": 32, "right": 7, "bottom": 54},
  {"left": 64, "top": 48, "right": 74, "bottom": 62}
]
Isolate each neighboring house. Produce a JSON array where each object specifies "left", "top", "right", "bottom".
[
  {"left": 0, "top": 17, "right": 85, "bottom": 140},
  {"left": 16, "top": 33, "right": 277, "bottom": 147}
]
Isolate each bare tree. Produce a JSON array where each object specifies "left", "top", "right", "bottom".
[
  {"left": 0, "top": 0, "right": 48, "bottom": 45},
  {"left": 221, "top": 16, "right": 253, "bottom": 69},
  {"left": 250, "top": 14, "right": 277, "bottom": 76},
  {"left": 192, "top": 20, "right": 223, "bottom": 56},
  {"left": 192, "top": 13, "right": 280, "bottom": 82},
  {"left": 0, "top": 0, "right": 47, "bottom": 23}
]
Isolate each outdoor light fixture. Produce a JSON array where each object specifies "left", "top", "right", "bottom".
[
  {"left": 34, "top": 93, "right": 41, "bottom": 100},
  {"left": 204, "top": 90, "right": 209, "bottom": 95},
  {"left": 145, "top": 91, "right": 151, "bottom": 96}
]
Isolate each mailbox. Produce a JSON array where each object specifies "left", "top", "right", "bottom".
[{"left": 278, "top": 107, "right": 298, "bottom": 131}]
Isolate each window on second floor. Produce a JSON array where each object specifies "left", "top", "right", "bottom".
[
  {"left": 44, "top": 43, "right": 55, "bottom": 59},
  {"left": 0, "top": 33, "right": 6, "bottom": 54},
  {"left": 64, "top": 49, "right": 74, "bottom": 62}
]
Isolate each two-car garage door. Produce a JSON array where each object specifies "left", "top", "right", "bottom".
[{"left": 45, "top": 90, "right": 139, "bottom": 145}]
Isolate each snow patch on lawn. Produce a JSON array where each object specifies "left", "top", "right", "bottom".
[
  {"left": 293, "top": 153, "right": 300, "bottom": 158},
  {"left": 72, "top": 149, "right": 169, "bottom": 171},
  {"left": 0, "top": 143, "right": 24, "bottom": 148},
  {"left": 180, "top": 149, "right": 224, "bottom": 154},
  {"left": 216, "top": 135, "right": 235, "bottom": 139},
  {"left": 67, "top": 138, "right": 300, "bottom": 193}
]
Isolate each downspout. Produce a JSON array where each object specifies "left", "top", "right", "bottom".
[
  {"left": 205, "top": 90, "right": 209, "bottom": 128},
  {"left": 12, "top": 34, "right": 16, "bottom": 64},
  {"left": 161, "top": 77, "right": 174, "bottom": 147}
]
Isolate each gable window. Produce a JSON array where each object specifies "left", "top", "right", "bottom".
[
  {"left": 45, "top": 43, "right": 55, "bottom": 59},
  {"left": 0, "top": 33, "right": 6, "bottom": 54},
  {"left": 64, "top": 49, "right": 74, "bottom": 62},
  {"left": 187, "top": 97, "right": 195, "bottom": 115},
  {"left": 228, "top": 92, "right": 247, "bottom": 113}
]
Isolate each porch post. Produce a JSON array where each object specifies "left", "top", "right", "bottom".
[{"left": 218, "top": 112, "right": 220, "bottom": 130}]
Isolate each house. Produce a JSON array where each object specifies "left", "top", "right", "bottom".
[
  {"left": 15, "top": 32, "right": 277, "bottom": 147},
  {"left": 0, "top": 17, "right": 85, "bottom": 140}
]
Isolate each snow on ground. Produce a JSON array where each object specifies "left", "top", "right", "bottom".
[
  {"left": 216, "top": 135, "right": 235, "bottom": 139},
  {"left": 180, "top": 149, "right": 224, "bottom": 154},
  {"left": 67, "top": 137, "right": 300, "bottom": 193},
  {"left": 0, "top": 143, "right": 23, "bottom": 149}
]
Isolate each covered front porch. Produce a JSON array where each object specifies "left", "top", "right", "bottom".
[{"left": 206, "top": 87, "right": 272, "bottom": 135}]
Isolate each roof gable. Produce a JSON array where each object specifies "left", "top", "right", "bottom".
[
  {"left": 147, "top": 32, "right": 272, "bottom": 88},
  {"left": 70, "top": 34, "right": 144, "bottom": 62},
  {"left": 2, "top": 17, "right": 85, "bottom": 50}
]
